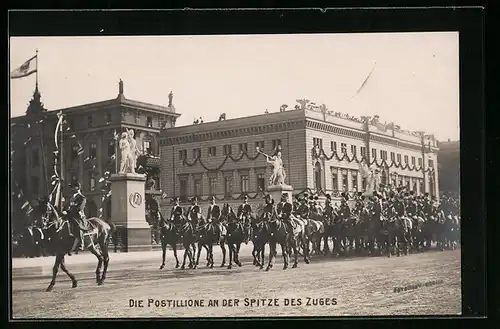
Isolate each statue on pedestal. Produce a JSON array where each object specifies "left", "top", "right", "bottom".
[
  {"left": 168, "top": 91, "right": 174, "bottom": 107},
  {"left": 257, "top": 147, "right": 287, "bottom": 186},
  {"left": 117, "top": 129, "right": 142, "bottom": 174}
]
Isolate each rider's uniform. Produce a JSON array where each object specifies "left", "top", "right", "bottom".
[{"left": 170, "top": 204, "right": 184, "bottom": 222}]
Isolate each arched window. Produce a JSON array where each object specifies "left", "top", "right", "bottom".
[{"left": 314, "top": 161, "right": 322, "bottom": 191}]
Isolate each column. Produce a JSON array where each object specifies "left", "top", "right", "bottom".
[
  {"left": 202, "top": 172, "right": 209, "bottom": 199},
  {"left": 233, "top": 170, "right": 240, "bottom": 193},
  {"left": 357, "top": 171, "right": 363, "bottom": 192},
  {"left": 337, "top": 168, "right": 343, "bottom": 192},
  {"left": 347, "top": 170, "right": 353, "bottom": 192},
  {"left": 217, "top": 171, "right": 224, "bottom": 197},
  {"left": 188, "top": 174, "right": 194, "bottom": 197}
]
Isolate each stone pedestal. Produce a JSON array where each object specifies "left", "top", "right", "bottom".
[
  {"left": 267, "top": 184, "right": 294, "bottom": 204},
  {"left": 109, "top": 173, "right": 151, "bottom": 252}
]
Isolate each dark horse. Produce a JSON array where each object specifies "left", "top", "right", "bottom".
[
  {"left": 156, "top": 211, "right": 182, "bottom": 270},
  {"left": 194, "top": 212, "right": 227, "bottom": 269},
  {"left": 221, "top": 203, "right": 249, "bottom": 269},
  {"left": 265, "top": 208, "right": 310, "bottom": 271},
  {"left": 41, "top": 202, "right": 115, "bottom": 291}
]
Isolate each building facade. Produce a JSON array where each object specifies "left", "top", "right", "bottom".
[
  {"left": 10, "top": 81, "right": 180, "bottom": 226},
  {"left": 158, "top": 106, "right": 439, "bottom": 210},
  {"left": 437, "top": 140, "right": 460, "bottom": 195}
]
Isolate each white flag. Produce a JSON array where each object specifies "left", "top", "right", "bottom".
[{"left": 11, "top": 55, "right": 37, "bottom": 79}]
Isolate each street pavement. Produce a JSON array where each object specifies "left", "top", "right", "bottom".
[{"left": 11, "top": 243, "right": 461, "bottom": 318}]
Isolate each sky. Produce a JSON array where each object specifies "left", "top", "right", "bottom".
[{"left": 9, "top": 32, "right": 460, "bottom": 141}]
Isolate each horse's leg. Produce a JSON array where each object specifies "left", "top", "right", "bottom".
[
  {"left": 181, "top": 243, "right": 189, "bottom": 269},
  {"left": 160, "top": 237, "right": 167, "bottom": 270},
  {"left": 235, "top": 242, "right": 242, "bottom": 266},
  {"left": 99, "top": 243, "right": 110, "bottom": 285},
  {"left": 88, "top": 246, "right": 104, "bottom": 284},
  {"left": 291, "top": 239, "right": 299, "bottom": 268},
  {"left": 219, "top": 240, "right": 226, "bottom": 267},
  {"left": 172, "top": 243, "right": 180, "bottom": 268},
  {"left": 187, "top": 243, "right": 195, "bottom": 268},
  {"left": 259, "top": 243, "right": 265, "bottom": 269},
  {"left": 58, "top": 255, "right": 78, "bottom": 288},
  {"left": 266, "top": 241, "right": 275, "bottom": 271},
  {"left": 194, "top": 241, "right": 202, "bottom": 268},
  {"left": 46, "top": 254, "right": 63, "bottom": 292},
  {"left": 281, "top": 242, "right": 289, "bottom": 270},
  {"left": 227, "top": 242, "right": 234, "bottom": 269}
]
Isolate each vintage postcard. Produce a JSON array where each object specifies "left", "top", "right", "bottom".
[{"left": 10, "top": 31, "right": 461, "bottom": 318}]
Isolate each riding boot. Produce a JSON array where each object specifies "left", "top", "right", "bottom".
[{"left": 70, "top": 235, "right": 80, "bottom": 255}]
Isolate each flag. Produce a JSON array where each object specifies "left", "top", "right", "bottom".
[{"left": 11, "top": 55, "right": 37, "bottom": 79}]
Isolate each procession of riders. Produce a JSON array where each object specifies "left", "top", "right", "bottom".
[{"left": 146, "top": 184, "right": 460, "bottom": 270}]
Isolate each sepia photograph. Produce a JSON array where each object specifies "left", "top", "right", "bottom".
[{"left": 10, "top": 32, "right": 461, "bottom": 318}]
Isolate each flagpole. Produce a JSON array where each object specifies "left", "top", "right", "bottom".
[
  {"left": 59, "top": 113, "right": 64, "bottom": 210},
  {"left": 35, "top": 49, "right": 39, "bottom": 90}
]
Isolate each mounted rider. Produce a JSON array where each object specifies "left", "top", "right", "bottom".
[
  {"left": 169, "top": 197, "right": 184, "bottom": 223},
  {"left": 260, "top": 194, "right": 275, "bottom": 221},
  {"left": 186, "top": 197, "right": 201, "bottom": 221},
  {"left": 312, "top": 195, "right": 323, "bottom": 214},
  {"left": 370, "top": 191, "right": 383, "bottom": 221},
  {"left": 353, "top": 192, "right": 364, "bottom": 215},
  {"left": 237, "top": 194, "right": 253, "bottom": 243},
  {"left": 276, "top": 193, "right": 294, "bottom": 233},
  {"left": 66, "top": 182, "right": 90, "bottom": 253},
  {"left": 296, "top": 195, "right": 310, "bottom": 220},
  {"left": 338, "top": 192, "right": 351, "bottom": 219},
  {"left": 206, "top": 196, "right": 226, "bottom": 238}
]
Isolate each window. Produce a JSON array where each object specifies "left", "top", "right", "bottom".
[
  {"left": 146, "top": 116, "right": 153, "bottom": 128},
  {"left": 143, "top": 140, "right": 152, "bottom": 155},
  {"left": 108, "top": 140, "right": 115, "bottom": 157},
  {"left": 404, "top": 155, "right": 409, "bottom": 164},
  {"left": 313, "top": 138, "right": 323, "bottom": 149},
  {"left": 89, "top": 173, "right": 96, "bottom": 191},
  {"left": 180, "top": 178, "right": 188, "bottom": 200},
  {"left": 135, "top": 111, "right": 141, "bottom": 123},
  {"left": 331, "top": 169, "right": 338, "bottom": 192},
  {"left": 224, "top": 176, "right": 233, "bottom": 197},
  {"left": 350, "top": 145, "right": 357, "bottom": 156},
  {"left": 192, "top": 148, "right": 201, "bottom": 159},
  {"left": 381, "top": 150, "right": 388, "bottom": 160},
  {"left": 87, "top": 115, "right": 93, "bottom": 128},
  {"left": 194, "top": 178, "right": 202, "bottom": 197},
  {"left": 341, "top": 143, "right": 347, "bottom": 154},
  {"left": 208, "top": 146, "right": 217, "bottom": 157},
  {"left": 178, "top": 150, "right": 187, "bottom": 161},
  {"left": 371, "top": 148, "right": 377, "bottom": 159},
  {"left": 342, "top": 172, "right": 348, "bottom": 191},
  {"left": 223, "top": 145, "right": 232, "bottom": 156},
  {"left": 254, "top": 141, "right": 264, "bottom": 150},
  {"left": 72, "top": 144, "right": 80, "bottom": 160},
  {"left": 31, "top": 176, "right": 39, "bottom": 194},
  {"left": 31, "top": 149, "right": 39, "bottom": 167},
  {"left": 257, "top": 173, "right": 265, "bottom": 191},
  {"left": 351, "top": 171, "right": 358, "bottom": 191},
  {"left": 411, "top": 156, "right": 416, "bottom": 166},
  {"left": 272, "top": 139, "right": 282, "bottom": 150},
  {"left": 331, "top": 141, "right": 337, "bottom": 153},
  {"left": 412, "top": 181, "right": 417, "bottom": 191},
  {"left": 240, "top": 175, "right": 249, "bottom": 193},
  {"left": 419, "top": 179, "right": 424, "bottom": 194},
  {"left": 90, "top": 143, "right": 97, "bottom": 159},
  {"left": 360, "top": 147, "right": 366, "bottom": 157},
  {"left": 239, "top": 143, "right": 248, "bottom": 153},
  {"left": 208, "top": 177, "right": 217, "bottom": 196},
  {"left": 390, "top": 152, "right": 395, "bottom": 162},
  {"left": 397, "top": 154, "right": 402, "bottom": 163},
  {"left": 428, "top": 159, "right": 434, "bottom": 168},
  {"left": 106, "top": 112, "right": 112, "bottom": 124},
  {"left": 418, "top": 157, "right": 423, "bottom": 167}
]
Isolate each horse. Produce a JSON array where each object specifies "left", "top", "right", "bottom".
[
  {"left": 221, "top": 203, "right": 249, "bottom": 269},
  {"left": 40, "top": 201, "right": 115, "bottom": 292},
  {"left": 172, "top": 211, "right": 197, "bottom": 269},
  {"left": 155, "top": 211, "right": 182, "bottom": 270},
  {"left": 265, "top": 208, "right": 309, "bottom": 271},
  {"left": 383, "top": 205, "right": 413, "bottom": 257},
  {"left": 409, "top": 210, "right": 427, "bottom": 253},
  {"left": 301, "top": 211, "right": 325, "bottom": 256},
  {"left": 194, "top": 212, "right": 227, "bottom": 269}
]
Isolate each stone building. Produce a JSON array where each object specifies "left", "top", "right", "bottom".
[
  {"left": 158, "top": 104, "right": 439, "bottom": 210},
  {"left": 10, "top": 81, "right": 179, "bottom": 227}
]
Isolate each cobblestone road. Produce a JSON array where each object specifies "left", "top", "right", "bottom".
[{"left": 11, "top": 244, "right": 461, "bottom": 318}]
